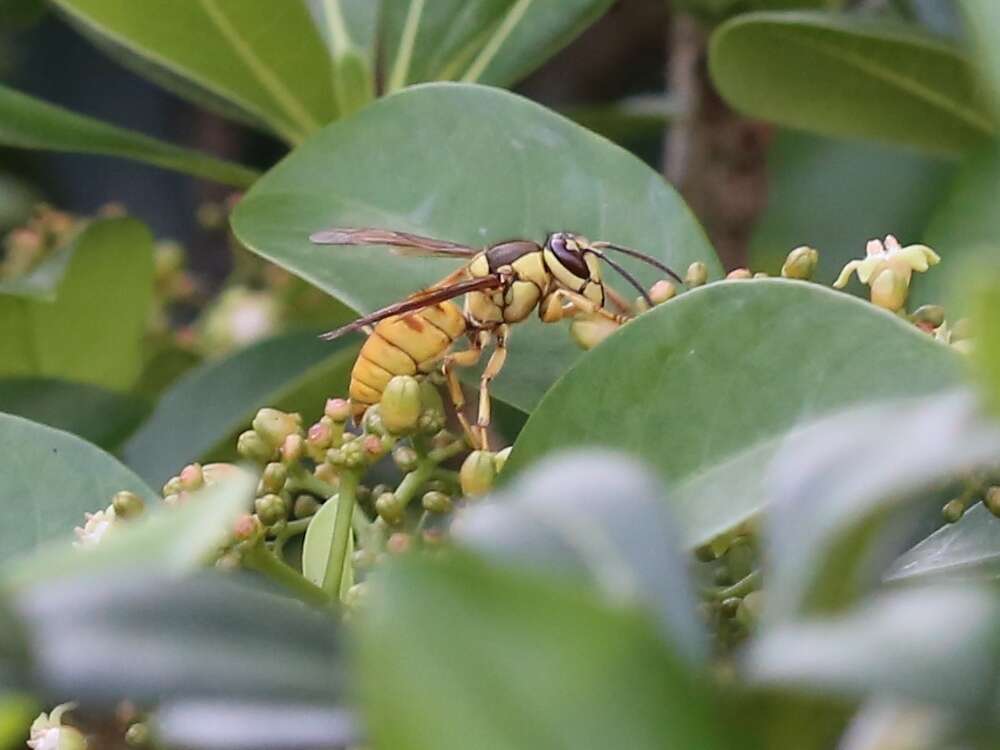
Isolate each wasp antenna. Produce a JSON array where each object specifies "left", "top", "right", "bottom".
[
  {"left": 591, "top": 242, "right": 683, "bottom": 284},
  {"left": 587, "top": 249, "right": 654, "bottom": 307}
]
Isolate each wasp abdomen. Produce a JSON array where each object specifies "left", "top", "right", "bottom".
[{"left": 349, "top": 302, "right": 466, "bottom": 420}]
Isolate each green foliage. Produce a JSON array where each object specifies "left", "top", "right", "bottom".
[{"left": 709, "top": 11, "right": 993, "bottom": 154}]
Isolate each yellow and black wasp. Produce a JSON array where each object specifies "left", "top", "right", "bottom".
[{"left": 310, "top": 226, "right": 681, "bottom": 448}]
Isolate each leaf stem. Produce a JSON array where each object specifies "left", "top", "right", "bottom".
[
  {"left": 242, "top": 544, "right": 331, "bottom": 607},
  {"left": 322, "top": 471, "right": 359, "bottom": 599},
  {"left": 387, "top": 0, "right": 424, "bottom": 93}
]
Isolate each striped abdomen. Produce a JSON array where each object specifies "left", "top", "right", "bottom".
[{"left": 349, "top": 301, "right": 466, "bottom": 420}]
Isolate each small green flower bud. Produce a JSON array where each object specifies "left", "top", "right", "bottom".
[
  {"left": 870, "top": 268, "right": 908, "bottom": 312},
  {"left": 362, "top": 405, "right": 386, "bottom": 436},
  {"left": 460, "top": 451, "right": 496, "bottom": 497},
  {"left": 422, "top": 490, "right": 452, "bottom": 513},
  {"left": 162, "top": 476, "right": 182, "bottom": 497},
  {"left": 418, "top": 409, "right": 446, "bottom": 434},
  {"left": 986, "top": 486, "right": 1000, "bottom": 518},
  {"left": 736, "top": 591, "right": 763, "bottom": 628},
  {"left": 381, "top": 375, "right": 422, "bottom": 434},
  {"left": 261, "top": 462, "right": 288, "bottom": 494},
  {"left": 338, "top": 439, "right": 365, "bottom": 469},
  {"left": 780, "top": 246, "right": 819, "bottom": 280},
  {"left": 252, "top": 408, "right": 303, "bottom": 449},
  {"left": 125, "top": 722, "right": 150, "bottom": 747},
  {"left": 233, "top": 513, "right": 264, "bottom": 544},
  {"left": 375, "top": 491, "right": 405, "bottom": 525},
  {"left": 237, "top": 429, "right": 274, "bottom": 463},
  {"left": 255, "top": 494, "right": 288, "bottom": 526},
  {"left": 648, "top": 279, "right": 677, "bottom": 305},
  {"left": 314, "top": 462, "right": 337, "bottom": 484},
  {"left": 419, "top": 379, "right": 445, "bottom": 415},
  {"left": 112, "top": 490, "right": 145, "bottom": 519},
  {"left": 280, "top": 433, "right": 305, "bottom": 464},
  {"left": 324, "top": 398, "right": 351, "bottom": 423},
  {"left": 393, "top": 445, "right": 419, "bottom": 472},
  {"left": 942, "top": 498, "right": 966, "bottom": 524},
  {"left": 911, "top": 304, "right": 945, "bottom": 329},
  {"left": 432, "top": 429, "right": 456, "bottom": 449},
  {"left": 293, "top": 494, "right": 321, "bottom": 519},
  {"left": 424, "top": 479, "right": 450, "bottom": 493},
  {"left": 726, "top": 268, "right": 752, "bottom": 280},
  {"left": 493, "top": 446, "right": 512, "bottom": 474},
  {"left": 720, "top": 596, "right": 741, "bottom": 618},
  {"left": 387, "top": 532, "right": 412, "bottom": 555},
  {"left": 685, "top": 261, "right": 708, "bottom": 287}
]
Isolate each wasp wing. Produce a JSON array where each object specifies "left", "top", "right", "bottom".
[
  {"left": 309, "top": 227, "right": 479, "bottom": 259},
  {"left": 320, "top": 275, "right": 503, "bottom": 341}
]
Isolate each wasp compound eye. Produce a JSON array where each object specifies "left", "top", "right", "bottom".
[{"left": 549, "top": 234, "right": 590, "bottom": 278}]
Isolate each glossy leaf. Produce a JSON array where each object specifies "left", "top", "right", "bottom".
[
  {"left": 16, "top": 573, "right": 345, "bottom": 709},
  {"left": 0, "top": 84, "right": 257, "bottom": 187},
  {"left": 302, "top": 495, "right": 352, "bottom": 596},
  {"left": 381, "top": 0, "right": 614, "bottom": 90},
  {"left": 122, "top": 331, "right": 356, "bottom": 489},
  {"left": 455, "top": 451, "right": 705, "bottom": 662},
  {"left": 506, "top": 280, "right": 964, "bottom": 547},
  {"left": 672, "top": 0, "right": 842, "bottom": 24},
  {"left": 359, "top": 554, "right": 727, "bottom": 750},
  {"left": 3, "top": 468, "right": 254, "bottom": 590},
  {"left": 304, "top": 0, "right": 376, "bottom": 116},
  {"left": 0, "top": 378, "right": 149, "bottom": 451},
  {"left": 51, "top": 0, "right": 338, "bottom": 143},
  {"left": 709, "top": 11, "right": 993, "bottom": 154},
  {"left": 746, "top": 586, "right": 1000, "bottom": 712},
  {"left": 749, "top": 131, "right": 953, "bottom": 282},
  {"left": 886, "top": 503, "right": 1000, "bottom": 584},
  {"left": 764, "top": 391, "right": 1000, "bottom": 621},
  {"left": 0, "top": 413, "right": 156, "bottom": 565},
  {"left": 0, "top": 218, "right": 154, "bottom": 391},
  {"left": 232, "top": 83, "right": 719, "bottom": 413}
]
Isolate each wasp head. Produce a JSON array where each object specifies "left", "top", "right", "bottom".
[{"left": 544, "top": 232, "right": 604, "bottom": 305}]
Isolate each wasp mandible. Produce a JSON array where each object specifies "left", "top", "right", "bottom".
[{"left": 310, "top": 227, "right": 682, "bottom": 449}]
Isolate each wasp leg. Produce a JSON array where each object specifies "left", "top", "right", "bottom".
[
  {"left": 441, "top": 331, "right": 487, "bottom": 449},
  {"left": 549, "top": 289, "right": 630, "bottom": 325},
  {"left": 476, "top": 325, "right": 510, "bottom": 450},
  {"left": 603, "top": 285, "right": 635, "bottom": 316}
]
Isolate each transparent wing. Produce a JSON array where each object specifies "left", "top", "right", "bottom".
[{"left": 309, "top": 227, "right": 479, "bottom": 259}]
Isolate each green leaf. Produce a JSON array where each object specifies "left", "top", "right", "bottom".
[
  {"left": 455, "top": 451, "right": 706, "bottom": 662},
  {"left": 749, "top": 131, "right": 953, "bottom": 282},
  {"left": 122, "top": 331, "right": 355, "bottom": 489},
  {"left": 302, "top": 495, "right": 352, "bottom": 596},
  {"left": 359, "top": 554, "right": 728, "bottom": 750},
  {"left": 745, "top": 586, "right": 1000, "bottom": 712},
  {"left": 962, "top": 0, "right": 1000, "bottom": 117},
  {"left": 0, "top": 173, "right": 37, "bottom": 232},
  {"left": 382, "top": 0, "right": 615, "bottom": 90},
  {"left": 0, "top": 378, "right": 149, "bottom": 451},
  {"left": 886, "top": 503, "right": 1000, "bottom": 584},
  {"left": 506, "top": 280, "right": 964, "bottom": 548},
  {"left": 764, "top": 391, "right": 1000, "bottom": 622},
  {"left": 0, "top": 412, "right": 156, "bottom": 565},
  {"left": 0, "top": 84, "right": 257, "bottom": 188},
  {"left": 51, "top": 0, "right": 338, "bottom": 143},
  {"left": 708, "top": 11, "right": 994, "bottom": 154},
  {"left": 672, "top": 0, "right": 842, "bottom": 25},
  {"left": 15, "top": 572, "right": 345, "bottom": 709},
  {"left": 304, "top": 0, "right": 376, "bottom": 116},
  {"left": 231, "top": 83, "right": 720, "bottom": 413},
  {"left": 0, "top": 218, "right": 155, "bottom": 391},
  {"left": 3, "top": 467, "right": 254, "bottom": 590}
]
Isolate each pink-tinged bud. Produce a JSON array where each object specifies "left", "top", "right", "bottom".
[
  {"left": 362, "top": 434, "right": 385, "bottom": 459},
  {"left": 179, "top": 463, "right": 204, "bottom": 491},
  {"left": 233, "top": 514, "right": 263, "bottom": 544},
  {"left": 280, "top": 433, "right": 305, "bottom": 463},
  {"left": 324, "top": 398, "right": 351, "bottom": 423},
  {"left": 380, "top": 375, "right": 422, "bottom": 434},
  {"left": 387, "top": 532, "right": 412, "bottom": 555},
  {"left": 308, "top": 421, "right": 333, "bottom": 449},
  {"left": 460, "top": 451, "right": 496, "bottom": 497},
  {"left": 648, "top": 280, "right": 677, "bottom": 305},
  {"left": 726, "top": 268, "right": 752, "bottom": 280}
]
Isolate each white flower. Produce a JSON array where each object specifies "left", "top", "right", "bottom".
[
  {"left": 73, "top": 507, "right": 116, "bottom": 550},
  {"left": 28, "top": 704, "right": 86, "bottom": 750},
  {"left": 834, "top": 235, "right": 940, "bottom": 289}
]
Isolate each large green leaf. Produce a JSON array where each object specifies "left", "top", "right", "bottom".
[
  {"left": 709, "top": 11, "right": 993, "bottom": 154},
  {"left": 887, "top": 503, "right": 1000, "bottom": 584},
  {"left": 123, "top": 331, "right": 355, "bottom": 489},
  {"left": 381, "top": 0, "right": 615, "bottom": 90},
  {"left": 304, "top": 0, "right": 376, "bottom": 116},
  {"left": 0, "top": 84, "right": 257, "bottom": 187},
  {"left": 51, "top": 0, "right": 338, "bottom": 143},
  {"left": 962, "top": 0, "right": 1000, "bottom": 116},
  {"left": 0, "top": 378, "right": 149, "bottom": 451},
  {"left": 232, "top": 83, "right": 719, "bottom": 413},
  {"left": 359, "top": 554, "right": 727, "bottom": 750},
  {"left": 749, "top": 131, "right": 953, "bottom": 282},
  {"left": 0, "top": 413, "right": 156, "bottom": 565},
  {"left": 0, "top": 218, "right": 154, "bottom": 391},
  {"left": 506, "top": 280, "right": 964, "bottom": 547}
]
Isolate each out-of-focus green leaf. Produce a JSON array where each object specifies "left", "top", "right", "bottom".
[
  {"left": 764, "top": 391, "right": 1000, "bottom": 622},
  {"left": 232, "top": 83, "right": 719, "bottom": 414},
  {"left": 0, "top": 377, "right": 149, "bottom": 451},
  {"left": 746, "top": 586, "right": 1000, "bottom": 712},
  {"left": 0, "top": 413, "right": 156, "bottom": 566},
  {"left": 887, "top": 503, "right": 1000, "bottom": 584},
  {"left": 0, "top": 0, "right": 45, "bottom": 27},
  {"left": 750, "top": 131, "right": 953, "bottom": 282},
  {"left": 0, "top": 244, "right": 74, "bottom": 301},
  {"left": 455, "top": 451, "right": 706, "bottom": 662},
  {"left": 0, "top": 84, "right": 258, "bottom": 187},
  {"left": 962, "top": 0, "right": 1000, "bottom": 117},
  {"left": 673, "top": 0, "right": 842, "bottom": 24},
  {"left": 709, "top": 11, "right": 993, "bottom": 154},
  {"left": 0, "top": 218, "right": 155, "bottom": 391},
  {"left": 381, "top": 0, "right": 614, "bottom": 91},
  {"left": 507, "top": 281, "right": 963, "bottom": 548},
  {"left": 304, "top": 0, "right": 376, "bottom": 116},
  {"left": 0, "top": 696, "right": 36, "bottom": 750},
  {"left": 50, "top": 0, "right": 338, "bottom": 143},
  {"left": 3, "top": 468, "right": 253, "bottom": 590},
  {"left": 359, "top": 554, "right": 728, "bottom": 750},
  {"left": 0, "top": 174, "right": 37, "bottom": 232},
  {"left": 122, "top": 331, "right": 355, "bottom": 489},
  {"left": 16, "top": 573, "right": 346, "bottom": 711}
]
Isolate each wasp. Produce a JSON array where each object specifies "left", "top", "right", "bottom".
[{"left": 310, "top": 226, "right": 681, "bottom": 449}]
